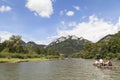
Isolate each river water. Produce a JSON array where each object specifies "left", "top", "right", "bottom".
[{"left": 0, "top": 58, "right": 120, "bottom": 80}]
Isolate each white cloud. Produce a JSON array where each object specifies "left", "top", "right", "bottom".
[
  {"left": 56, "top": 15, "right": 120, "bottom": 43},
  {"left": 26, "top": 0, "right": 54, "bottom": 18},
  {"left": 35, "top": 40, "right": 50, "bottom": 45},
  {"left": 0, "top": 31, "right": 49, "bottom": 45},
  {"left": 0, "top": 31, "right": 30, "bottom": 43},
  {"left": 66, "top": 11, "right": 74, "bottom": 16},
  {"left": 0, "top": 31, "right": 13, "bottom": 42},
  {"left": 1, "top": 15, "right": 120, "bottom": 45},
  {"left": 73, "top": 6, "right": 80, "bottom": 11},
  {"left": 33, "top": 35, "right": 59, "bottom": 45},
  {"left": 0, "top": 5, "right": 12, "bottom": 13}
]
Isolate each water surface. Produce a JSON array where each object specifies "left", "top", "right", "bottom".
[{"left": 0, "top": 58, "right": 120, "bottom": 80}]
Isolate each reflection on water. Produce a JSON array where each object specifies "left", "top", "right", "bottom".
[{"left": 0, "top": 58, "right": 120, "bottom": 80}]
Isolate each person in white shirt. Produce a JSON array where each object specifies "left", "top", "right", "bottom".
[
  {"left": 99, "top": 59, "right": 103, "bottom": 66},
  {"left": 94, "top": 60, "right": 99, "bottom": 65}
]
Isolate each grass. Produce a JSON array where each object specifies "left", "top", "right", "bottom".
[
  {"left": 0, "top": 52, "right": 63, "bottom": 63},
  {"left": 0, "top": 58, "right": 51, "bottom": 63}
]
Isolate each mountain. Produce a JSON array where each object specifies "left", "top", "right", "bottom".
[
  {"left": 74, "top": 31, "right": 120, "bottom": 59},
  {"left": 97, "top": 34, "right": 114, "bottom": 43},
  {"left": 47, "top": 35, "right": 90, "bottom": 55},
  {"left": 26, "top": 41, "right": 46, "bottom": 48}
]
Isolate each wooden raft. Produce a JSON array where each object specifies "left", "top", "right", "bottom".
[{"left": 93, "top": 64, "right": 118, "bottom": 70}]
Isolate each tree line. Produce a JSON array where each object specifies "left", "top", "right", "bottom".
[
  {"left": 71, "top": 31, "right": 120, "bottom": 60},
  {"left": 1, "top": 31, "right": 120, "bottom": 60},
  {"left": 0, "top": 35, "right": 60, "bottom": 59}
]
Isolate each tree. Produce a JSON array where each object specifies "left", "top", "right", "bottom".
[{"left": 1, "top": 35, "right": 26, "bottom": 53}]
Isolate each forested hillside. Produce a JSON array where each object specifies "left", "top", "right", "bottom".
[
  {"left": 47, "top": 35, "right": 90, "bottom": 56},
  {"left": 71, "top": 31, "right": 120, "bottom": 60}
]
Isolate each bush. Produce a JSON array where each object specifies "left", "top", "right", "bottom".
[{"left": 0, "top": 52, "right": 10, "bottom": 58}]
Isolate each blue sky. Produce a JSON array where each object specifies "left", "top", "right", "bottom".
[{"left": 0, "top": 0, "right": 120, "bottom": 44}]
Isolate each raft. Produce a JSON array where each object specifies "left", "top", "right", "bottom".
[{"left": 93, "top": 64, "right": 117, "bottom": 69}]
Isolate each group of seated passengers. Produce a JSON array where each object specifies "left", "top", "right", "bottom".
[{"left": 94, "top": 59, "right": 112, "bottom": 66}]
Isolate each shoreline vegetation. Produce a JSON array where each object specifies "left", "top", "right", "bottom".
[
  {"left": 0, "top": 35, "right": 64, "bottom": 63},
  {"left": 0, "top": 58, "right": 48, "bottom": 63},
  {"left": 0, "top": 57, "right": 63, "bottom": 63}
]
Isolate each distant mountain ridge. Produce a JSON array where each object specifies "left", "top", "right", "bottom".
[
  {"left": 26, "top": 41, "right": 46, "bottom": 48},
  {"left": 98, "top": 34, "right": 114, "bottom": 43},
  {"left": 49, "top": 35, "right": 85, "bottom": 46},
  {"left": 47, "top": 35, "right": 90, "bottom": 55},
  {"left": 1, "top": 33, "right": 119, "bottom": 56}
]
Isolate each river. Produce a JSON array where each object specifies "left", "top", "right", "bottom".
[{"left": 0, "top": 58, "right": 120, "bottom": 80}]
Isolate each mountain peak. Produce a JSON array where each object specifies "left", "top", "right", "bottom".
[
  {"left": 98, "top": 34, "right": 113, "bottom": 42},
  {"left": 48, "top": 35, "right": 88, "bottom": 47},
  {"left": 47, "top": 35, "right": 90, "bottom": 55},
  {"left": 52, "top": 35, "right": 79, "bottom": 44}
]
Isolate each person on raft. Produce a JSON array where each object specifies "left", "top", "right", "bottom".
[{"left": 94, "top": 59, "right": 112, "bottom": 66}]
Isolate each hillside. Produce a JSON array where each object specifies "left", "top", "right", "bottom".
[
  {"left": 72, "top": 31, "right": 120, "bottom": 59},
  {"left": 26, "top": 41, "right": 46, "bottom": 48},
  {"left": 47, "top": 35, "right": 90, "bottom": 55}
]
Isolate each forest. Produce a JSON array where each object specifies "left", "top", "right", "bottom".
[
  {"left": 0, "top": 35, "right": 60, "bottom": 59},
  {"left": 71, "top": 31, "right": 120, "bottom": 60}
]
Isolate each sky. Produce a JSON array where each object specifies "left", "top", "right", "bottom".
[{"left": 0, "top": 0, "right": 120, "bottom": 45}]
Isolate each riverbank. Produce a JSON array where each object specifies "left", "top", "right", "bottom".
[{"left": 0, "top": 58, "right": 58, "bottom": 63}]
